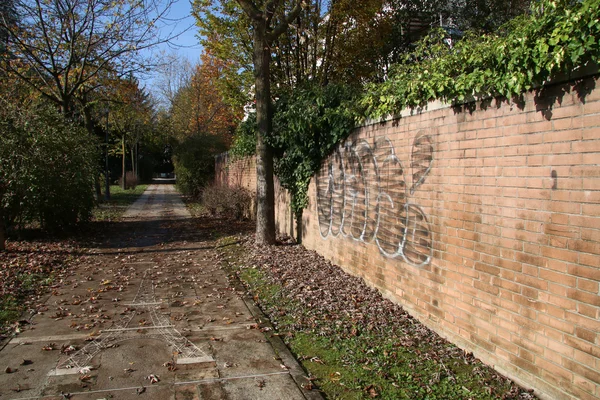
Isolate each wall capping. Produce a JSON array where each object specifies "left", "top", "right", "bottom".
[{"left": 360, "top": 61, "right": 600, "bottom": 128}]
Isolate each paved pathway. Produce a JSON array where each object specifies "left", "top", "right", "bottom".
[{"left": 0, "top": 184, "right": 319, "bottom": 400}]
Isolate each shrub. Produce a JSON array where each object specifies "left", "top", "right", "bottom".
[
  {"left": 230, "top": 83, "right": 360, "bottom": 219},
  {"left": 117, "top": 171, "right": 138, "bottom": 190},
  {"left": 362, "top": 0, "right": 600, "bottom": 118},
  {"left": 201, "top": 184, "right": 252, "bottom": 220},
  {"left": 0, "top": 102, "right": 98, "bottom": 238},
  {"left": 229, "top": 113, "right": 257, "bottom": 160},
  {"left": 173, "top": 134, "right": 228, "bottom": 198}
]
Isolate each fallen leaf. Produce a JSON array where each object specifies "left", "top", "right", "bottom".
[
  {"left": 61, "top": 344, "right": 77, "bottom": 354},
  {"left": 162, "top": 361, "right": 176, "bottom": 371},
  {"left": 79, "top": 366, "right": 93, "bottom": 374}
]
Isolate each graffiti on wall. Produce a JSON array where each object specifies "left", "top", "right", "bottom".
[{"left": 316, "top": 132, "right": 434, "bottom": 267}]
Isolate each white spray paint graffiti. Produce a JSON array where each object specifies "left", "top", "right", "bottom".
[{"left": 316, "top": 133, "right": 434, "bottom": 267}]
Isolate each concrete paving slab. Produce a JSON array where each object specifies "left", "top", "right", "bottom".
[
  {"left": 175, "top": 384, "right": 201, "bottom": 400},
  {"left": 174, "top": 364, "right": 219, "bottom": 383},
  {"left": 0, "top": 184, "right": 322, "bottom": 400},
  {"left": 40, "top": 383, "right": 175, "bottom": 400},
  {"left": 220, "top": 373, "right": 307, "bottom": 400},
  {"left": 207, "top": 328, "right": 287, "bottom": 378},
  {"left": 0, "top": 342, "right": 59, "bottom": 398},
  {"left": 196, "top": 381, "right": 228, "bottom": 400}
]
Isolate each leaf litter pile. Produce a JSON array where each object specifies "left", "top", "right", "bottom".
[
  {"left": 221, "top": 235, "right": 537, "bottom": 400},
  {"left": 0, "top": 240, "right": 79, "bottom": 336}
]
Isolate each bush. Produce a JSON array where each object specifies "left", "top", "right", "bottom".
[
  {"left": 230, "top": 84, "right": 360, "bottom": 218},
  {"left": 229, "top": 113, "right": 257, "bottom": 160},
  {"left": 201, "top": 184, "right": 252, "bottom": 220},
  {"left": 117, "top": 171, "right": 138, "bottom": 189},
  {"left": 0, "top": 102, "right": 98, "bottom": 237},
  {"left": 362, "top": 0, "right": 600, "bottom": 118},
  {"left": 173, "top": 134, "right": 228, "bottom": 198}
]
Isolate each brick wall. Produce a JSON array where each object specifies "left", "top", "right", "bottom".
[
  {"left": 214, "top": 153, "right": 256, "bottom": 191},
  {"left": 216, "top": 76, "right": 600, "bottom": 400}
]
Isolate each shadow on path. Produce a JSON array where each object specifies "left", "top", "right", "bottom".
[{"left": 0, "top": 184, "right": 317, "bottom": 400}]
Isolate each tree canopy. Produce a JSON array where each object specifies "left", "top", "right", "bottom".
[
  {"left": 222, "top": 0, "right": 598, "bottom": 226},
  {"left": 0, "top": 0, "right": 178, "bottom": 117}
]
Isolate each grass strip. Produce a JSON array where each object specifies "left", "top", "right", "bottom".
[
  {"left": 93, "top": 184, "right": 148, "bottom": 221},
  {"left": 218, "top": 235, "right": 535, "bottom": 400}
]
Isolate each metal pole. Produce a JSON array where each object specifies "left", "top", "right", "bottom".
[{"left": 105, "top": 110, "right": 110, "bottom": 201}]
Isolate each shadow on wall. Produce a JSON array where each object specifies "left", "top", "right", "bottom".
[
  {"left": 532, "top": 75, "right": 597, "bottom": 120},
  {"left": 316, "top": 132, "right": 434, "bottom": 267},
  {"left": 453, "top": 71, "right": 598, "bottom": 120}
]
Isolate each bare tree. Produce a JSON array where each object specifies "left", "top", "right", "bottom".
[
  {"left": 0, "top": 0, "right": 181, "bottom": 118},
  {"left": 154, "top": 51, "right": 194, "bottom": 110}
]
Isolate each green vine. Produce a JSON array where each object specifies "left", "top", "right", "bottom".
[
  {"left": 228, "top": 84, "right": 360, "bottom": 217},
  {"left": 229, "top": 0, "right": 600, "bottom": 216},
  {"left": 362, "top": 0, "right": 600, "bottom": 118},
  {"left": 229, "top": 112, "right": 257, "bottom": 160},
  {"left": 270, "top": 83, "right": 361, "bottom": 216}
]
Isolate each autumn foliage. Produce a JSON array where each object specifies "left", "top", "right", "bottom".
[
  {"left": 170, "top": 50, "right": 242, "bottom": 142},
  {"left": 171, "top": 50, "right": 243, "bottom": 197}
]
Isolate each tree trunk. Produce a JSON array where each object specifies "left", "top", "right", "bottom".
[
  {"left": 81, "top": 101, "right": 103, "bottom": 200},
  {"left": 121, "top": 135, "right": 126, "bottom": 190},
  {"left": 131, "top": 146, "right": 135, "bottom": 177},
  {"left": 296, "top": 210, "right": 302, "bottom": 245},
  {"left": 94, "top": 176, "right": 102, "bottom": 201},
  {"left": 136, "top": 142, "right": 139, "bottom": 179},
  {"left": 237, "top": 0, "right": 302, "bottom": 244},
  {"left": 0, "top": 211, "right": 5, "bottom": 251},
  {"left": 253, "top": 24, "right": 276, "bottom": 245}
]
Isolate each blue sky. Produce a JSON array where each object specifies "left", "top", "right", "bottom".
[
  {"left": 141, "top": 0, "right": 203, "bottom": 92},
  {"left": 160, "top": 0, "right": 203, "bottom": 63}
]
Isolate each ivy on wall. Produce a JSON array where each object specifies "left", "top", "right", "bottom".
[
  {"left": 230, "top": 0, "right": 600, "bottom": 215},
  {"left": 230, "top": 112, "right": 257, "bottom": 160},
  {"left": 270, "top": 84, "right": 360, "bottom": 216},
  {"left": 231, "top": 84, "right": 360, "bottom": 217},
  {"left": 362, "top": 0, "right": 600, "bottom": 118}
]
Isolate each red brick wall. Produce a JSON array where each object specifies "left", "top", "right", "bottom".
[
  {"left": 214, "top": 153, "right": 256, "bottom": 191},
  {"left": 217, "top": 76, "right": 600, "bottom": 400},
  {"left": 214, "top": 154, "right": 292, "bottom": 226}
]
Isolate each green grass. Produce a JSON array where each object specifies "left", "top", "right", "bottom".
[
  {"left": 93, "top": 184, "right": 148, "bottom": 221},
  {"left": 0, "top": 296, "right": 22, "bottom": 326},
  {"left": 0, "top": 273, "right": 55, "bottom": 327},
  {"left": 219, "top": 236, "right": 522, "bottom": 400}
]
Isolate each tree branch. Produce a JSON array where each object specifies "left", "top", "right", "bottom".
[
  {"left": 236, "top": 0, "right": 262, "bottom": 21},
  {"left": 266, "top": 0, "right": 303, "bottom": 43},
  {"left": 265, "top": 0, "right": 282, "bottom": 25}
]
